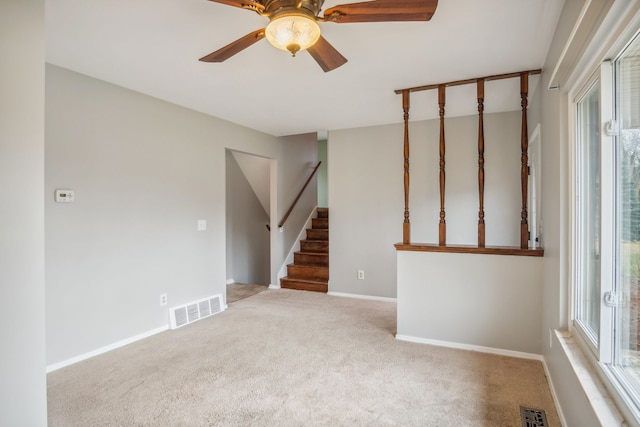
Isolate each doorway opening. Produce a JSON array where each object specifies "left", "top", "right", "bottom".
[{"left": 225, "top": 149, "right": 274, "bottom": 304}]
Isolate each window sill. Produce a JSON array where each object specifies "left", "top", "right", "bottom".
[{"left": 554, "top": 329, "right": 626, "bottom": 426}]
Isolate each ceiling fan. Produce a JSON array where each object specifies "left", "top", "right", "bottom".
[{"left": 199, "top": 0, "right": 438, "bottom": 72}]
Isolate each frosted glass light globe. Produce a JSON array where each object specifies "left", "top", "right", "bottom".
[{"left": 266, "top": 14, "right": 321, "bottom": 56}]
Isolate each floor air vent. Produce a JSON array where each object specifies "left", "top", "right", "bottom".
[
  {"left": 169, "top": 294, "right": 226, "bottom": 329},
  {"left": 520, "top": 406, "right": 548, "bottom": 427}
]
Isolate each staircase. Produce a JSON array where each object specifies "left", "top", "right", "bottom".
[{"left": 280, "top": 208, "right": 329, "bottom": 293}]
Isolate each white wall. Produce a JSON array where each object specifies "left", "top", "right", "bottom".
[
  {"left": 45, "top": 65, "right": 317, "bottom": 366},
  {"left": 0, "top": 1, "right": 47, "bottom": 425},
  {"left": 397, "top": 251, "right": 542, "bottom": 354},
  {"left": 328, "top": 112, "right": 523, "bottom": 298}
]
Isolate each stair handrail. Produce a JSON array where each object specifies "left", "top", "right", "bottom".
[{"left": 279, "top": 161, "right": 322, "bottom": 228}]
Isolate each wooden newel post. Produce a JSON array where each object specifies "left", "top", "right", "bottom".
[
  {"left": 477, "top": 79, "right": 486, "bottom": 248},
  {"left": 520, "top": 73, "right": 529, "bottom": 249},
  {"left": 438, "top": 84, "right": 447, "bottom": 246},
  {"left": 402, "top": 90, "right": 411, "bottom": 244}
]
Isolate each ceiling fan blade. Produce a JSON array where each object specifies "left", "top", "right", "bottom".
[
  {"left": 307, "top": 36, "right": 348, "bottom": 72},
  {"left": 323, "top": 0, "right": 438, "bottom": 23},
  {"left": 199, "top": 29, "right": 266, "bottom": 63}
]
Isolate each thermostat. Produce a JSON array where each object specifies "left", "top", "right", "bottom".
[{"left": 55, "top": 190, "right": 75, "bottom": 203}]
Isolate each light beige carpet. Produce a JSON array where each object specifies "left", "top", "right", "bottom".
[
  {"left": 226, "top": 283, "right": 269, "bottom": 304},
  {"left": 47, "top": 289, "right": 560, "bottom": 426}
]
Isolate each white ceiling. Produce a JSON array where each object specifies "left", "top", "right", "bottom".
[{"left": 45, "top": 0, "right": 564, "bottom": 137}]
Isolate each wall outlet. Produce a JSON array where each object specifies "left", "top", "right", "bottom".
[
  {"left": 160, "top": 293, "right": 167, "bottom": 307},
  {"left": 357, "top": 270, "right": 365, "bottom": 280},
  {"left": 197, "top": 220, "right": 206, "bottom": 231}
]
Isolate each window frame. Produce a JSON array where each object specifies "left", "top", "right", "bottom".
[
  {"left": 571, "top": 62, "right": 616, "bottom": 364},
  {"left": 570, "top": 27, "right": 640, "bottom": 423}
]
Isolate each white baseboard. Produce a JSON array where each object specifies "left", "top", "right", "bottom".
[
  {"left": 226, "top": 278, "right": 235, "bottom": 285},
  {"left": 46, "top": 325, "right": 168, "bottom": 373},
  {"left": 268, "top": 284, "right": 281, "bottom": 289},
  {"left": 395, "top": 334, "right": 544, "bottom": 361},
  {"left": 328, "top": 291, "right": 397, "bottom": 303},
  {"left": 542, "top": 356, "right": 568, "bottom": 427}
]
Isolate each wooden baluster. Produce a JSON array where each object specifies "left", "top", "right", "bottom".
[
  {"left": 438, "top": 84, "right": 446, "bottom": 246},
  {"left": 477, "top": 79, "right": 485, "bottom": 248},
  {"left": 402, "top": 90, "right": 411, "bottom": 244},
  {"left": 520, "top": 73, "right": 529, "bottom": 249}
]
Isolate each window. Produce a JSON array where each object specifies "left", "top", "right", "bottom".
[
  {"left": 612, "top": 34, "right": 640, "bottom": 405},
  {"left": 574, "top": 31, "right": 640, "bottom": 419},
  {"left": 576, "top": 80, "right": 602, "bottom": 346}
]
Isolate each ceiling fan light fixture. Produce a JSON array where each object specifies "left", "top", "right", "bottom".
[{"left": 265, "top": 13, "right": 321, "bottom": 57}]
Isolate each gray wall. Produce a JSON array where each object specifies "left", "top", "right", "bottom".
[
  {"left": 226, "top": 151, "right": 270, "bottom": 285},
  {"left": 276, "top": 134, "right": 319, "bottom": 272},
  {"left": 0, "top": 1, "right": 47, "bottom": 425},
  {"left": 45, "top": 65, "right": 317, "bottom": 366},
  {"left": 398, "top": 252, "right": 542, "bottom": 354},
  {"left": 540, "top": 1, "right": 600, "bottom": 425},
  {"left": 328, "top": 111, "right": 523, "bottom": 298}
]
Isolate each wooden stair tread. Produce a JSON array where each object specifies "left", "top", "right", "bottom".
[
  {"left": 295, "top": 251, "right": 329, "bottom": 258},
  {"left": 300, "top": 240, "right": 329, "bottom": 254},
  {"left": 294, "top": 251, "right": 328, "bottom": 267},
  {"left": 280, "top": 209, "right": 329, "bottom": 293},
  {"left": 281, "top": 277, "right": 328, "bottom": 292},
  {"left": 311, "top": 218, "right": 329, "bottom": 229},
  {"left": 286, "top": 263, "right": 328, "bottom": 280},
  {"left": 281, "top": 277, "right": 327, "bottom": 284},
  {"left": 287, "top": 263, "right": 328, "bottom": 269},
  {"left": 306, "top": 228, "right": 328, "bottom": 240}
]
